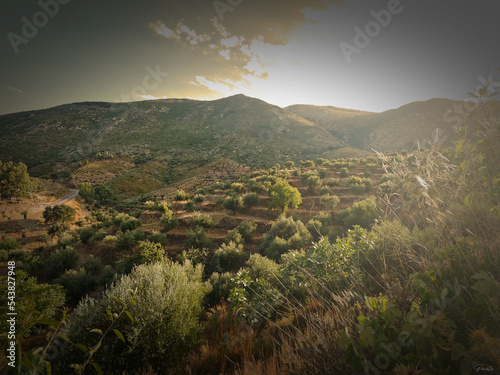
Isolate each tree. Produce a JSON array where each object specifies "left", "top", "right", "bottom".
[
  {"left": 243, "top": 192, "right": 260, "bottom": 207},
  {"left": 223, "top": 194, "right": 243, "bottom": 215},
  {"left": 268, "top": 180, "right": 302, "bottom": 214},
  {"left": 0, "top": 160, "right": 43, "bottom": 200},
  {"left": 56, "top": 260, "right": 211, "bottom": 374},
  {"left": 43, "top": 204, "right": 76, "bottom": 224},
  {"left": 284, "top": 161, "right": 295, "bottom": 169},
  {"left": 78, "top": 182, "right": 94, "bottom": 203},
  {"left": 307, "top": 175, "right": 322, "bottom": 193},
  {"left": 93, "top": 185, "right": 115, "bottom": 205},
  {"left": 160, "top": 210, "right": 179, "bottom": 232}
]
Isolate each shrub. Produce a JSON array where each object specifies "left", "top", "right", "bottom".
[
  {"left": 83, "top": 256, "right": 103, "bottom": 276},
  {"left": 320, "top": 194, "right": 340, "bottom": 211},
  {"left": 174, "top": 190, "right": 190, "bottom": 201},
  {"left": 209, "top": 241, "right": 249, "bottom": 273},
  {"left": 205, "top": 272, "right": 233, "bottom": 307},
  {"left": 46, "top": 246, "right": 79, "bottom": 277},
  {"left": 245, "top": 254, "right": 280, "bottom": 284},
  {"left": 0, "top": 238, "right": 23, "bottom": 251},
  {"left": 103, "top": 235, "right": 117, "bottom": 244},
  {"left": 243, "top": 192, "right": 260, "bottom": 207},
  {"left": 48, "top": 222, "right": 69, "bottom": 237},
  {"left": 57, "top": 231, "right": 78, "bottom": 248},
  {"left": 116, "top": 231, "right": 138, "bottom": 250},
  {"left": 224, "top": 229, "right": 244, "bottom": 246},
  {"left": 184, "top": 200, "right": 196, "bottom": 212},
  {"left": 160, "top": 211, "right": 179, "bottom": 232},
  {"left": 307, "top": 176, "right": 322, "bottom": 193},
  {"left": 338, "top": 196, "right": 380, "bottom": 228},
  {"left": 223, "top": 194, "right": 243, "bottom": 215},
  {"left": 193, "top": 194, "right": 205, "bottom": 203},
  {"left": 179, "top": 247, "right": 210, "bottom": 266},
  {"left": 55, "top": 268, "right": 97, "bottom": 305},
  {"left": 148, "top": 232, "right": 168, "bottom": 246},
  {"left": 193, "top": 213, "right": 215, "bottom": 229},
  {"left": 318, "top": 169, "right": 327, "bottom": 179},
  {"left": 260, "top": 216, "right": 312, "bottom": 261},
  {"left": 326, "top": 178, "right": 341, "bottom": 187},
  {"left": 231, "top": 183, "right": 244, "bottom": 193},
  {"left": 339, "top": 167, "right": 349, "bottom": 177},
  {"left": 185, "top": 227, "right": 214, "bottom": 250},
  {"left": 56, "top": 260, "right": 211, "bottom": 374},
  {"left": 236, "top": 220, "right": 257, "bottom": 243},
  {"left": 138, "top": 240, "right": 165, "bottom": 264},
  {"left": 320, "top": 187, "right": 333, "bottom": 196},
  {"left": 79, "top": 226, "right": 97, "bottom": 244},
  {"left": 350, "top": 183, "right": 366, "bottom": 194}
]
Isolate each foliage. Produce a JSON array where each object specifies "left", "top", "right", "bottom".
[
  {"left": 320, "top": 194, "right": 340, "bottom": 211},
  {"left": 260, "top": 215, "right": 312, "bottom": 261},
  {"left": 268, "top": 180, "right": 302, "bottom": 214},
  {"left": 185, "top": 227, "right": 214, "bottom": 250},
  {"left": 56, "top": 260, "right": 210, "bottom": 374},
  {"left": 223, "top": 194, "right": 243, "bottom": 215},
  {"left": 43, "top": 204, "right": 76, "bottom": 224},
  {"left": 192, "top": 213, "right": 215, "bottom": 229},
  {"left": 236, "top": 220, "right": 257, "bottom": 243},
  {"left": 340, "top": 167, "right": 349, "bottom": 177},
  {"left": 174, "top": 190, "right": 190, "bottom": 201},
  {"left": 78, "top": 182, "right": 94, "bottom": 203},
  {"left": 338, "top": 196, "right": 380, "bottom": 229},
  {"left": 243, "top": 192, "right": 260, "bottom": 207},
  {"left": 160, "top": 210, "right": 179, "bottom": 232},
  {"left": 0, "top": 160, "right": 43, "bottom": 200},
  {"left": 147, "top": 232, "right": 168, "bottom": 246},
  {"left": 0, "top": 237, "right": 22, "bottom": 251},
  {"left": 137, "top": 240, "right": 165, "bottom": 264},
  {"left": 307, "top": 175, "right": 322, "bottom": 193},
  {"left": 46, "top": 246, "right": 79, "bottom": 277},
  {"left": 209, "top": 241, "right": 249, "bottom": 274}
]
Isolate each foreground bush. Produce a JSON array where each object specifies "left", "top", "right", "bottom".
[{"left": 54, "top": 260, "right": 211, "bottom": 374}]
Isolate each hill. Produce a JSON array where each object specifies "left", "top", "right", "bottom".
[
  {"left": 286, "top": 98, "right": 482, "bottom": 151},
  {"left": 0, "top": 94, "right": 343, "bottom": 168}
]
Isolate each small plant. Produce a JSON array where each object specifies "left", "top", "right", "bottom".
[
  {"left": 243, "top": 192, "right": 260, "bottom": 207},
  {"left": 192, "top": 213, "right": 215, "bottom": 229}
]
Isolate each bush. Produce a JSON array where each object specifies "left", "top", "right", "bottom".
[
  {"left": 138, "top": 240, "right": 165, "bottom": 264},
  {"left": 48, "top": 222, "right": 69, "bottom": 237},
  {"left": 57, "top": 231, "right": 78, "bottom": 248},
  {"left": 320, "top": 194, "right": 340, "bottom": 211},
  {"left": 205, "top": 272, "right": 233, "bottom": 307},
  {"left": 307, "top": 176, "right": 322, "bottom": 193},
  {"left": 185, "top": 227, "right": 214, "bottom": 250},
  {"left": 231, "top": 183, "right": 244, "bottom": 193},
  {"left": 56, "top": 260, "right": 211, "bottom": 374},
  {"left": 174, "top": 190, "right": 190, "bottom": 201},
  {"left": 193, "top": 194, "right": 205, "bottom": 203},
  {"left": 160, "top": 211, "right": 179, "bottom": 232},
  {"left": 260, "top": 216, "right": 312, "bottom": 261},
  {"left": 243, "top": 192, "right": 260, "bottom": 207},
  {"left": 326, "top": 178, "right": 341, "bottom": 187},
  {"left": 83, "top": 256, "right": 103, "bottom": 276},
  {"left": 46, "top": 246, "right": 79, "bottom": 277},
  {"left": 193, "top": 213, "right": 215, "bottom": 229},
  {"left": 120, "top": 218, "right": 142, "bottom": 232},
  {"left": 339, "top": 167, "right": 349, "bottom": 177},
  {"left": 236, "top": 220, "right": 257, "bottom": 243},
  {"left": 223, "top": 194, "right": 243, "bottom": 215},
  {"left": 0, "top": 238, "right": 23, "bottom": 251},
  {"left": 320, "top": 187, "right": 333, "bottom": 196},
  {"left": 79, "top": 226, "right": 97, "bottom": 244},
  {"left": 338, "top": 196, "right": 380, "bottom": 228},
  {"left": 245, "top": 254, "right": 280, "bottom": 284},
  {"left": 350, "top": 183, "right": 366, "bottom": 194},
  {"left": 55, "top": 268, "right": 97, "bottom": 305},
  {"left": 179, "top": 247, "right": 210, "bottom": 266},
  {"left": 318, "top": 169, "right": 327, "bottom": 179},
  {"left": 184, "top": 200, "right": 196, "bottom": 212},
  {"left": 116, "top": 231, "right": 138, "bottom": 250},
  {"left": 209, "top": 241, "right": 249, "bottom": 273},
  {"left": 148, "top": 232, "right": 168, "bottom": 246}
]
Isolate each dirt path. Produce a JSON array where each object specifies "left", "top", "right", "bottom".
[{"left": 9, "top": 189, "right": 79, "bottom": 212}]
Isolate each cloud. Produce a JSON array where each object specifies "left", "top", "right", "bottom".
[
  {"left": 150, "top": 20, "right": 210, "bottom": 45},
  {"left": 137, "top": 94, "right": 167, "bottom": 100},
  {"left": 3, "top": 86, "right": 24, "bottom": 94}
]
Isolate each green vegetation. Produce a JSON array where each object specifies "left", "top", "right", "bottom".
[{"left": 268, "top": 180, "right": 302, "bottom": 214}]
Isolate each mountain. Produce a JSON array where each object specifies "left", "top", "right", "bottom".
[
  {"left": 0, "top": 94, "right": 343, "bottom": 167},
  {"left": 286, "top": 98, "right": 477, "bottom": 152},
  {"left": 1, "top": 95, "right": 492, "bottom": 169}
]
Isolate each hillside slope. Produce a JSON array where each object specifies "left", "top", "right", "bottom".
[{"left": 0, "top": 95, "right": 343, "bottom": 167}]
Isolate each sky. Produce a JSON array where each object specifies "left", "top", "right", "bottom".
[{"left": 1, "top": 0, "right": 499, "bottom": 115}]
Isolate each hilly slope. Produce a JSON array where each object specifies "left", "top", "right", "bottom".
[
  {"left": 286, "top": 98, "right": 488, "bottom": 151},
  {"left": 0, "top": 94, "right": 343, "bottom": 167}
]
